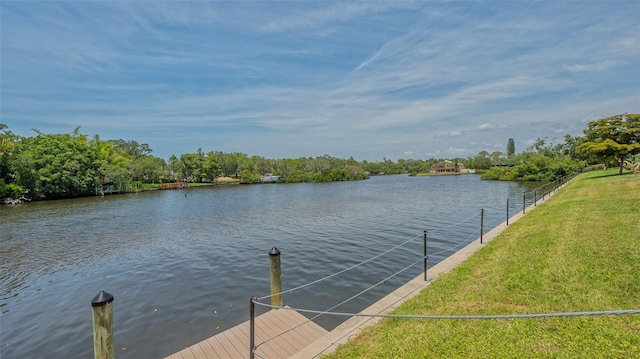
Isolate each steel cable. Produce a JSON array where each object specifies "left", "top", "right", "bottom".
[
  {"left": 257, "top": 232, "right": 422, "bottom": 300},
  {"left": 252, "top": 304, "right": 640, "bottom": 320},
  {"left": 253, "top": 255, "right": 427, "bottom": 350}
]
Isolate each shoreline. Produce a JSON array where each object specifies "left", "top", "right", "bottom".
[
  {"left": 0, "top": 177, "right": 240, "bottom": 205},
  {"left": 412, "top": 171, "right": 474, "bottom": 176},
  {"left": 290, "top": 177, "right": 568, "bottom": 358}
]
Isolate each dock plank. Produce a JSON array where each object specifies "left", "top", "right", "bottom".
[
  {"left": 210, "top": 331, "right": 241, "bottom": 358},
  {"left": 264, "top": 312, "right": 309, "bottom": 349},
  {"left": 202, "top": 336, "right": 229, "bottom": 359},
  {"left": 165, "top": 307, "right": 328, "bottom": 359},
  {"left": 253, "top": 314, "right": 294, "bottom": 359},
  {"left": 199, "top": 338, "right": 224, "bottom": 359},
  {"left": 221, "top": 328, "right": 248, "bottom": 357}
]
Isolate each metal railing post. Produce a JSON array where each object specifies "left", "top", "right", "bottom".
[
  {"left": 480, "top": 209, "right": 484, "bottom": 244},
  {"left": 506, "top": 198, "right": 510, "bottom": 226},
  {"left": 423, "top": 230, "right": 428, "bottom": 281},
  {"left": 250, "top": 296, "right": 256, "bottom": 359}
]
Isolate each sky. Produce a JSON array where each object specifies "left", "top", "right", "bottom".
[{"left": 1, "top": 1, "right": 639, "bottom": 162}]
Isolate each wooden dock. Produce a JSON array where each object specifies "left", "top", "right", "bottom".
[
  {"left": 165, "top": 307, "right": 328, "bottom": 359},
  {"left": 159, "top": 182, "right": 188, "bottom": 190}
]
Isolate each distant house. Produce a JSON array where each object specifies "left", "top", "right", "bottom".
[{"left": 430, "top": 160, "right": 468, "bottom": 174}]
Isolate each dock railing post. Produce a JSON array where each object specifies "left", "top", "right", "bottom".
[
  {"left": 91, "top": 291, "right": 114, "bottom": 359},
  {"left": 480, "top": 209, "right": 484, "bottom": 244},
  {"left": 249, "top": 296, "right": 256, "bottom": 359},
  {"left": 423, "top": 230, "right": 428, "bottom": 281},
  {"left": 269, "top": 247, "right": 283, "bottom": 308}
]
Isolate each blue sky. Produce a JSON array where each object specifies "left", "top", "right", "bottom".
[{"left": 1, "top": 1, "right": 639, "bottom": 161}]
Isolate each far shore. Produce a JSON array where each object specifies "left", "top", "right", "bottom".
[{"left": 413, "top": 171, "right": 473, "bottom": 176}]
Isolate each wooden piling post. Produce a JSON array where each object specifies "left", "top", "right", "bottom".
[
  {"left": 269, "top": 247, "right": 283, "bottom": 307},
  {"left": 91, "top": 291, "right": 114, "bottom": 359}
]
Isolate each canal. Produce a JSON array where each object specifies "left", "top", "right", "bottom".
[{"left": 1, "top": 174, "right": 538, "bottom": 358}]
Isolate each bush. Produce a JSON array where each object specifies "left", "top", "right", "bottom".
[
  {"left": 583, "top": 164, "right": 605, "bottom": 172},
  {"left": 479, "top": 167, "right": 510, "bottom": 180},
  {"left": 0, "top": 179, "right": 23, "bottom": 199}
]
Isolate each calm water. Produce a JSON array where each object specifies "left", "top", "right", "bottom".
[{"left": 1, "top": 174, "right": 538, "bottom": 359}]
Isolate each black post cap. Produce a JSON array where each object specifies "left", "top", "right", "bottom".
[
  {"left": 269, "top": 247, "right": 280, "bottom": 256},
  {"left": 91, "top": 290, "right": 114, "bottom": 307}
]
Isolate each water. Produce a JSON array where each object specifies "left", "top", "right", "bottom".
[{"left": 0, "top": 174, "right": 538, "bottom": 358}]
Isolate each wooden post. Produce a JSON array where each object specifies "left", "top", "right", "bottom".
[
  {"left": 534, "top": 189, "right": 537, "bottom": 206},
  {"left": 523, "top": 192, "right": 526, "bottom": 214},
  {"left": 269, "top": 247, "right": 282, "bottom": 307},
  {"left": 91, "top": 291, "right": 114, "bottom": 359},
  {"left": 480, "top": 209, "right": 484, "bottom": 244}
]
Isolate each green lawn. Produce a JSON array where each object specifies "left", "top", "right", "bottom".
[{"left": 325, "top": 170, "right": 640, "bottom": 358}]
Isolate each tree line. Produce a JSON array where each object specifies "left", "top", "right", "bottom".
[
  {"left": 475, "top": 113, "right": 639, "bottom": 180},
  {"left": 0, "top": 124, "right": 424, "bottom": 199},
  {"left": 1, "top": 113, "right": 638, "bottom": 200}
]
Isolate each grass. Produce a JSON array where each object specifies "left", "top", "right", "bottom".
[{"left": 324, "top": 169, "right": 640, "bottom": 358}]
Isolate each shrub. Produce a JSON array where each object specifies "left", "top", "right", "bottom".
[{"left": 0, "top": 179, "right": 23, "bottom": 199}]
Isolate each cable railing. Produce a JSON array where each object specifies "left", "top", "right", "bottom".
[
  {"left": 256, "top": 232, "right": 422, "bottom": 301},
  {"left": 246, "top": 169, "right": 616, "bottom": 359}
]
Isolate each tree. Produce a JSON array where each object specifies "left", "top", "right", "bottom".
[
  {"left": 555, "top": 134, "right": 585, "bottom": 160},
  {"left": 1, "top": 124, "right": 20, "bottom": 182},
  {"left": 91, "top": 135, "right": 130, "bottom": 190},
  {"left": 528, "top": 137, "right": 556, "bottom": 158},
  {"left": 13, "top": 129, "right": 98, "bottom": 198},
  {"left": 490, "top": 151, "right": 505, "bottom": 165},
  {"left": 166, "top": 155, "right": 181, "bottom": 181},
  {"left": 470, "top": 153, "right": 492, "bottom": 169},
  {"left": 180, "top": 152, "right": 204, "bottom": 182},
  {"left": 579, "top": 113, "right": 640, "bottom": 174},
  {"left": 507, "top": 138, "right": 515, "bottom": 157},
  {"left": 0, "top": 124, "right": 23, "bottom": 198},
  {"left": 203, "top": 152, "right": 222, "bottom": 180}
]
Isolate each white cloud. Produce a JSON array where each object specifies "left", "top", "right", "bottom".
[
  {"left": 433, "top": 131, "right": 464, "bottom": 138},
  {"left": 447, "top": 146, "right": 468, "bottom": 155},
  {"left": 563, "top": 61, "right": 616, "bottom": 73},
  {"left": 580, "top": 112, "right": 601, "bottom": 123},
  {"left": 262, "top": 2, "right": 419, "bottom": 33},
  {"left": 478, "top": 123, "right": 508, "bottom": 131}
]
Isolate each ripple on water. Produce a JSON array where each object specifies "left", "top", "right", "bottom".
[{"left": 0, "top": 175, "right": 540, "bottom": 359}]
